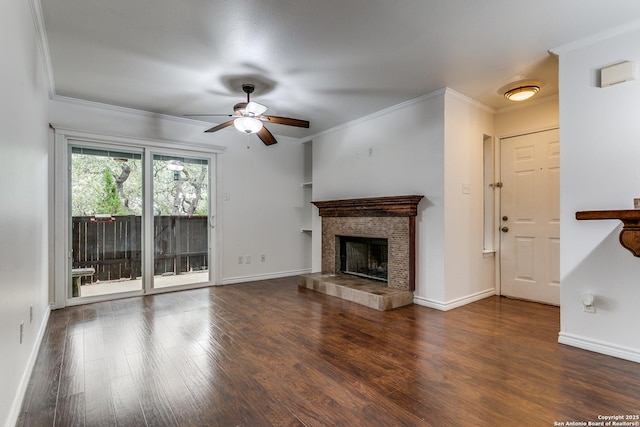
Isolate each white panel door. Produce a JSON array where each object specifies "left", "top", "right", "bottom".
[{"left": 500, "top": 129, "right": 560, "bottom": 305}]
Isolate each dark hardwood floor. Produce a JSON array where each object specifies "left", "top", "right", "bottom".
[{"left": 18, "top": 277, "right": 640, "bottom": 426}]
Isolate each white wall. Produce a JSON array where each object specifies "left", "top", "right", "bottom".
[
  {"left": 311, "top": 88, "right": 496, "bottom": 309},
  {"left": 443, "top": 91, "right": 495, "bottom": 304},
  {"left": 219, "top": 132, "right": 310, "bottom": 282},
  {"left": 50, "top": 97, "right": 311, "bottom": 287},
  {"left": 0, "top": 0, "right": 51, "bottom": 425},
  {"left": 556, "top": 25, "right": 640, "bottom": 362},
  {"left": 495, "top": 96, "right": 559, "bottom": 137}
]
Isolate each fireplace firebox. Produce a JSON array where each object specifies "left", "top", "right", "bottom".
[{"left": 339, "top": 236, "right": 388, "bottom": 282}]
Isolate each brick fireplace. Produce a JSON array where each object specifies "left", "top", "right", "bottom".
[{"left": 299, "top": 195, "right": 423, "bottom": 310}]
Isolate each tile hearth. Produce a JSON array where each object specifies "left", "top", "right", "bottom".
[{"left": 299, "top": 273, "right": 414, "bottom": 311}]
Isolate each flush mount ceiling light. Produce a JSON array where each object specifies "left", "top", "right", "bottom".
[{"left": 504, "top": 84, "right": 540, "bottom": 102}]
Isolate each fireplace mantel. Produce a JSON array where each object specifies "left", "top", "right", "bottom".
[{"left": 312, "top": 195, "right": 423, "bottom": 217}]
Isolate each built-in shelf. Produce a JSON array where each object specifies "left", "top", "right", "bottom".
[
  {"left": 301, "top": 141, "right": 313, "bottom": 243},
  {"left": 301, "top": 181, "right": 312, "bottom": 234},
  {"left": 576, "top": 209, "right": 640, "bottom": 257}
]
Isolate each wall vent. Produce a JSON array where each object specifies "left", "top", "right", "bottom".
[{"left": 600, "top": 61, "right": 635, "bottom": 87}]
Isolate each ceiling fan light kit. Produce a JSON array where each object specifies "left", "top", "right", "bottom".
[
  {"left": 234, "top": 116, "right": 264, "bottom": 134},
  {"left": 504, "top": 84, "right": 540, "bottom": 101}
]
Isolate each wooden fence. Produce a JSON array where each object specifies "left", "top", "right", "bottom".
[{"left": 72, "top": 215, "right": 208, "bottom": 283}]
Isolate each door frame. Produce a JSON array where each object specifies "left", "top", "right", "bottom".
[
  {"left": 494, "top": 126, "right": 559, "bottom": 301},
  {"left": 52, "top": 127, "right": 225, "bottom": 308}
]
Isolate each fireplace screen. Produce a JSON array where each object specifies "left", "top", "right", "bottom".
[{"left": 339, "top": 236, "right": 388, "bottom": 282}]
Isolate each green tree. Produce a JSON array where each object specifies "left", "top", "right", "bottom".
[
  {"left": 71, "top": 153, "right": 142, "bottom": 216},
  {"left": 71, "top": 152, "right": 208, "bottom": 217},
  {"left": 96, "top": 168, "right": 123, "bottom": 214}
]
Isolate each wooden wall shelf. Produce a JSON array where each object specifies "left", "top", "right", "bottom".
[{"left": 576, "top": 210, "right": 640, "bottom": 257}]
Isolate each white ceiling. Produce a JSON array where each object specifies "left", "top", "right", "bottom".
[{"left": 40, "top": 0, "right": 640, "bottom": 139}]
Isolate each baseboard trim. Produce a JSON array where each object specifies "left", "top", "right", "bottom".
[
  {"left": 413, "top": 288, "right": 496, "bottom": 311},
  {"left": 7, "top": 305, "right": 51, "bottom": 427},
  {"left": 222, "top": 269, "right": 311, "bottom": 285},
  {"left": 558, "top": 332, "right": 640, "bottom": 363}
]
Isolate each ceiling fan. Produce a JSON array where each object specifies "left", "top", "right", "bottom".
[{"left": 186, "top": 84, "right": 310, "bottom": 146}]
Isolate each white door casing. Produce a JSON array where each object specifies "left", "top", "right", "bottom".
[{"left": 500, "top": 128, "right": 560, "bottom": 305}]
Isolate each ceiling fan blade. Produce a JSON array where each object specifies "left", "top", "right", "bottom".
[
  {"left": 256, "top": 127, "right": 278, "bottom": 146},
  {"left": 263, "top": 115, "right": 310, "bottom": 128},
  {"left": 245, "top": 101, "right": 268, "bottom": 116},
  {"left": 204, "top": 120, "right": 235, "bottom": 133}
]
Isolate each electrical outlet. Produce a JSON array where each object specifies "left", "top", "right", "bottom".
[
  {"left": 261, "top": 254, "right": 266, "bottom": 262},
  {"left": 19, "top": 322, "right": 24, "bottom": 344},
  {"left": 245, "top": 255, "right": 251, "bottom": 264},
  {"left": 238, "top": 256, "right": 243, "bottom": 264}
]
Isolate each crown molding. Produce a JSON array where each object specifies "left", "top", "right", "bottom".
[
  {"left": 28, "top": 0, "right": 55, "bottom": 97},
  {"left": 444, "top": 88, "right": 495, "bottom": 114},
  {"left": 51, "top": 125, "right": 226, "bottom": 154},
  {"left": 52, "top": 94, "right": 220, "bottom": 127},
  {"left": 51, "top": 95, "right": 304, "bottom": 145},
  {"left": 551, "top": 19, "right": 640, "bottom": 55},
  {"left": 306, "top": 88, "right": 448, "bottom": 140},
  {"left": 305, "top": 87, "right": 495, "bottom": 141}
]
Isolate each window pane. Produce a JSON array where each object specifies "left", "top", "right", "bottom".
[{"left": 483, "top": 135, "right": 494, "bottom": 252}]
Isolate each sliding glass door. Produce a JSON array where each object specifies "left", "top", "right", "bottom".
[
  {"left": 69, "top": 146, "right": 144, "bottom": 298},
  {"left": 151, "top": 154, "right": 210, "bottom": 290},
  {"left": 67, "top": 143, "right": 214, "bottom": 301}
]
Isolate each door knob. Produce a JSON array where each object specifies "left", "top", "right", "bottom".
[
  {"left": 502, "top": 216, "right": 508, "bottom": 221},
  {"left": 501, "top": 226, "right": 509, "bottom": 232}
]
